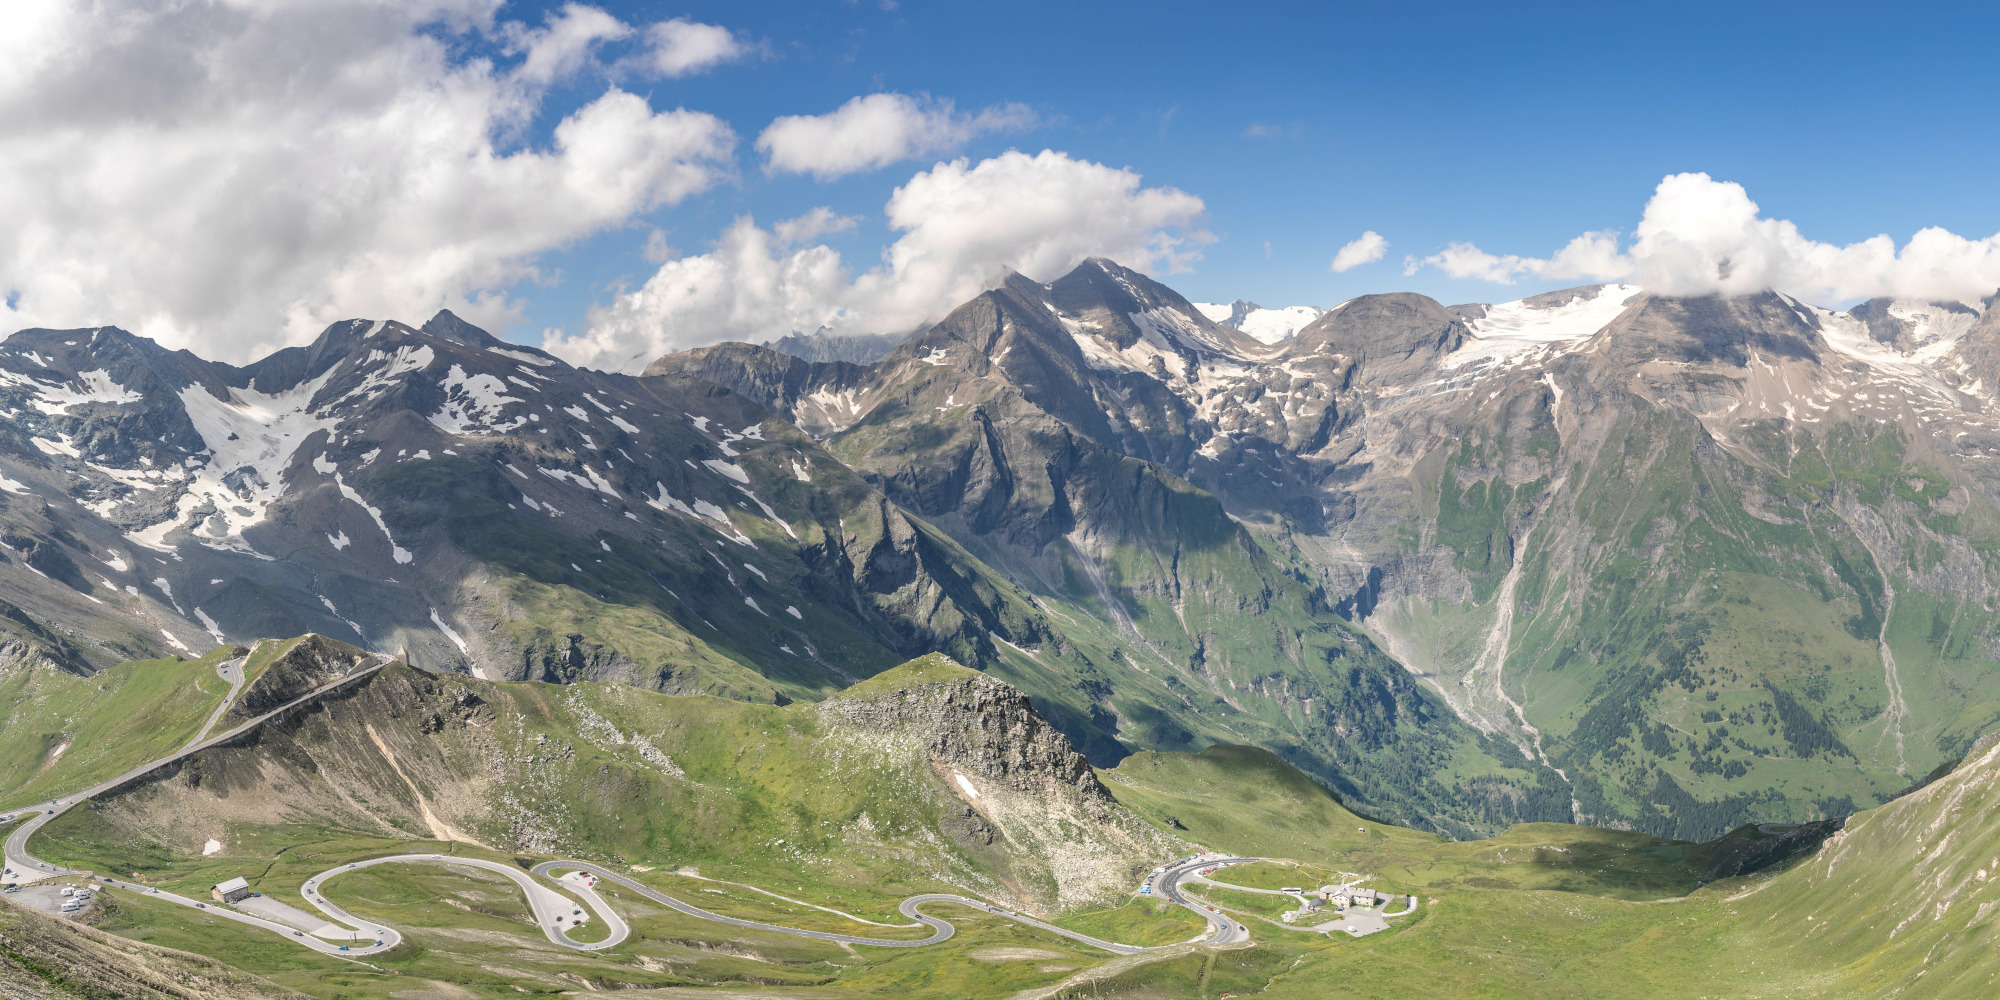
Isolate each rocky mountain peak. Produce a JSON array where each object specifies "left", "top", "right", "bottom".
[
  {"left": 1588, "top": 290, "right": 1822, "bottom": 368},
  {"left": 1284, "top": 291, "right": 1470, "bottom": 384},
  {"left": 1042, "top": 258, "right": 1258, "bottom": 359}
]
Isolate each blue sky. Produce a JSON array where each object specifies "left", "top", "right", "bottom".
[
  {"left": 519, "top": 0, "right": 2000, "bottom": 332},
  {"left": 6, "top": 0, "right": 1999, "bottom": 364}
]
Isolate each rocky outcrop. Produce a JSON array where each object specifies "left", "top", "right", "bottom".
[
  {"left": 229, "top": 634, "right": 369, "bottom": 717},
  {"left": 817, "top": 655, "right": 1112, "bottom": 816},
  {"left": 817, "top": 656, "right": 1185, "bottom": 911},
  {"left": 0, "top": 598, "right": 95, "bottom": 675}
]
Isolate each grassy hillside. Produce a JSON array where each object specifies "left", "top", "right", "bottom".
[
  {"left": 0, "top": 647, "right": 237, "bottom": 811},
  {"left": 1362, "top": 387, "right": 2000, "bottom": 845},
  {"left": 15, "top": 645, "right": 2000, "bottom": 999},
  {"left": 0, "top": 893, "right": 303, "bottom": 1000},
  {"left": 19, "top": 653, "right": 1201, "bottom": 995}
]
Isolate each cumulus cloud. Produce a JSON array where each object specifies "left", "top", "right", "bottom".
[
  {"left": 643, "top": 17, "right": 748, "bottom": 77},
  {"left": 0, "top": 1, "right": 739, "bottom": 361},
  {"left": 773, "top": 207, "right": 861, "bottom": 248},
  {"left": 1410, "top": 172, "right": 2000, "bottom": 303},
  {"left": 504, "top": 4, "right": 630, "bottom": 86},
  {"left": 756, "top": 93, "right": 1037, "bottom": 180},
  {"left": 1330, "top": 231, "right": 1388, "bottom": 272},
  {"left": 549, "top": 149, "right": 1208, "bottom": 370}
]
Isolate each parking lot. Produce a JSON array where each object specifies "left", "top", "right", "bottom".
[{"left": 4, "top": 882, "right": 99, "bottom": 921}]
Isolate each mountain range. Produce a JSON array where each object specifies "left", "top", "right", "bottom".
[{"left": 4, "top": 259, "right": 2000, "bottom": 845}]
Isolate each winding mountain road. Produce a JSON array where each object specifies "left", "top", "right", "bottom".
[
  {"left": 189, "top": 654, "right": 248, "bottom": 745},
  {"left": 2, "top": 651, "right": 1255, "bottom": 962},
  {"left": 532, "top": 860, "right": 1169, "bottom": 955},
  {"left": 1151, "top": 856, "right": 1258, "bottom": 945},
  {"left": 6, "top": 655, "right": 389, "bottom": 884},
  {"left": 303, "top": 855, "right": 624, "bottom": 954}
]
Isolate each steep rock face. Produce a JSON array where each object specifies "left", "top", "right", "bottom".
[
  {"left": 762, "top": 330, "right": 907, "bottom": 365},
  {"left": 819, "top": 655, "right": 1112, "bottom": 813}
]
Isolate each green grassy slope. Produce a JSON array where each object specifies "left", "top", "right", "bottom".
[
  {"left": 1372, "top": 385, "right": 2000, "bottom": 841},
  {"left": 19, "top": 645, "right": 2000, "bottom": 999},
  {"left": 16, "top": 653, "right": 1204, "bottom": 996},
  {"left": 0, "top": 647, "right": 237, "bottom": 810},
  {"left": 33, "top": 654, "right": 1176, "bottom": 919}
]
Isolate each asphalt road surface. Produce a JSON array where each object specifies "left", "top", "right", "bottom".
[
  {"left": 306, "top": 855, "right": 625, "bottom": 952},
  {"left": 534, "top": 860, "right": 1166, "bottom": 955},
  {"left": 6, "top": 657, "right": 390, "bottom": 886},
  {"left": 1148, "top": 855, "right": 1261, "bottom": 946},
  {"left": 190, "top": 655, "right": 248, "bottom": 745}
]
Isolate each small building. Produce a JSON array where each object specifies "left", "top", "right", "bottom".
[{"left": 212, "top": 877, "right": 252, "bottom": 904}]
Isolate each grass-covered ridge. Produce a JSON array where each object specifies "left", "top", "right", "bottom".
[{"left": 0, "top": 646, "right": 238, "bottom": 811}]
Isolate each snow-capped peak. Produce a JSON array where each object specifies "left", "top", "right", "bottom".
[{"left": 1193, "top": 300, "right": 1324, "bottom": 345}]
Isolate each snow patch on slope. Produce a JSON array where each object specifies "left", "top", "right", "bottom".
[
  {"left": 430, "top": 608, "right": 485, "bottom": 679},
  {"left": 1194, "top": 302, "right": 1323, "bottom": 344},
  {"left": 702, "top": 459, "right": 750, "bottom": 484},
  {"left": 429, "top": 364, "right": 526, "bottom": 434},
  {"left": 126, "top": 368, "right": 340, "bottom": 554},
  {"left": 333, "top": 473, "right": 413, "bottom": 563},
  {"left": 0, "top": 368, "right": 143, "bottom": 414},
  {"left": 1444, "top": 283, "right": 1640, "bottom": 371}
]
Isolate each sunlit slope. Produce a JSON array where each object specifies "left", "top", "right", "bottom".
[
  {"left": 34, "top": 654, "right": 1179, "bottom": 919},
  {"left": 0, "top": 647, "right": 238, "bottom": 810},
  {"left": 1713, "top": 732, "right": 2000, "bottom": 997},
  {"left": 1105, "top": 743, "right": 1718, "bottom": 901},
  {"left": 1099, "top": 734, "right": 2000, "bottom": 998}
]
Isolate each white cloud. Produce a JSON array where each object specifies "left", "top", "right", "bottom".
[
  {"left": 0, "top": 1, "right": 737, "bottom": 362},
  {"left": 1330, "top": 231, "right": 1387, "bottom": 272},
  {"left": 550, "top": 149, "right": 1208, "bottom": 370},
  {"left": 643, "top": 17, "right": 747, "bottom": 77},
  {"left": 773, "top": 207, "right": 860, "bottom": 248},
  {"left": 504, "top": 3, "right": 630, "bottom": 86},
  {"left": 1412, "top": 172, "right": 2000, "bottom": 303},
  {"left": 756, "top": 93, "right": 1037, "bottom": 181}
]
